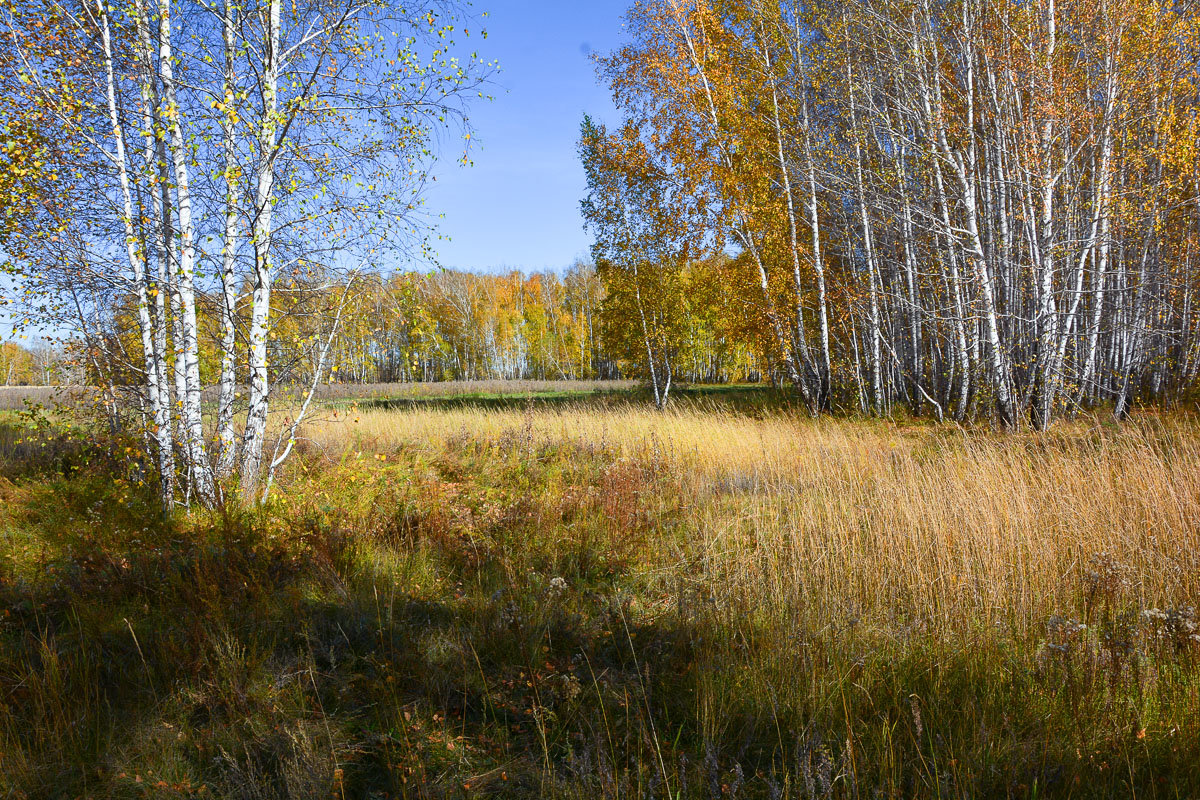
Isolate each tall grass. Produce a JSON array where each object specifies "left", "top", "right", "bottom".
[
  {"left": 310, "top": 405, "right": 1200, "bottom": 791},
  {"left": 320, "top": 403, "right": 1200, "bottom": 630},
  {"left": 0, "top": 379, "right": 636, "bottom": 410},
  {"left": 2, "top": 404, "right": 1198, "bottom": 798}
]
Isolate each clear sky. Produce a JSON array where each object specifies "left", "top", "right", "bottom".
[{"left": 419, "top": 0, "right": 628, "bottom": 274}]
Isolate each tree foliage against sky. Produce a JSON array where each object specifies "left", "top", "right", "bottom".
[{"left": 0, "top": 0, "right": 493, "bottom": 504}]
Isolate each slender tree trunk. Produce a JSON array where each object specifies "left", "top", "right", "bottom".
[
  {"left": 801, "top": 95, "right": 832, "bottom": 409},
  {"left": 158, "top": 0, "right": 215, "bottom": 502},
  {"left": 1030, "top": 0, "right": 1061, "bottom": 430},
  {"left": 847, "top": 57, "right": 883, "bottom": 414},
  {"left": 898, "top": 149, "right": 925, "bottom": 414},
  {"left": 97, "top": 0, "right": 173, "bottom": 509},
  {"left": 762, "top": 27, "right": 816, "bottom": 410},
  {"left": 920, "top": 0, "right": 1016, "bottom": 425},
  {"left": 1078, "top": 51, "right": 1119, "bottom": 401},
  {"left": 216, "top": 0, "right": 241, "bottom": 480},
  {"left": 632, "top": 258, "right": 663, "bottom": 409},
  {"left": 241, "top": 0, "right": 282, "bottom": 498}
]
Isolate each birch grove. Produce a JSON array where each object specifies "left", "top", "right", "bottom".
[
  {"left": 3, "top": 0, "right": 1200, "bottom": 515},
  {"left": 0, "top": 0, "right": 491, "bottom": 505},
  {"left": 594, "top": 0, "right": 1200, "bottom": 426}
]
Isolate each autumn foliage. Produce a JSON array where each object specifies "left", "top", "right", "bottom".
[{"left": 585, "top": 0, "right": 1200, "bottom": 427}]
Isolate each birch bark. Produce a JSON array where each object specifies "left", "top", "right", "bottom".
[
  {"left": 240, "top": 0, "right": 282, "bottom": 497},
  {"left": 157, "top": 0, "right": 216, "bottom": 500},
  {"left": 96, "top": 0, "right": 174, "bottom": 508}
]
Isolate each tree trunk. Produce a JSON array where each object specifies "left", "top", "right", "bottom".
[{"left": 240, "top": 0, "right": 282, "bottom": 498}]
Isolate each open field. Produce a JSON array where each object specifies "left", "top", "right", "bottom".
[
  {"left": 2, "top": 393, "right": 1199, "bottom": 798},
  {"left": 0, "top": 380, "right": 790, "bottom": 418},
  {"left": 310, "top": 380, "right": 637, "bottom": 402},
  {"left": 0, "top": 380, "right": 641, "bottom": 412},
  {"left": 0, "top": 386, "right": 75, "bottom": 411}
]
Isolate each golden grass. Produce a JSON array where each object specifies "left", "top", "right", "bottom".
[
  {"left": 300, "top": 405, "right": 1200, "bottom": 790},
  {"left": 308, "top": 404, "right": 1200, "bottom": 639},
  {"left": 307, "top": 378, "right": 637, "bottom": 401}
]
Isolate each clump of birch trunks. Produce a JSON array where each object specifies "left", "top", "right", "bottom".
[{"left": 2, "top": 405, "right": 1199, "bottom": 798}]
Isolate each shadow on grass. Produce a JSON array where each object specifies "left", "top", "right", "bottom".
[{"left": 0, "top": 466, "right": 701, "bottom": 798}]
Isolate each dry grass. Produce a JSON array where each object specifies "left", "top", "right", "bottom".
[
  {"left": 3, "top": 401, "right": 1199, "bottom": 798},
  {"left": 299, "top": 405, "right": 1200, "bottom": 791},
  {"left": 0, "top": 385, "right": 67, "bottom": 410},
  {"left": 0, "top": 379, "right": 634, "bottom": 410},
  {"left": 312, "top": 403, "right": 1200, "bottom": 632},
  {"left": 307, "top": 379, "right": 637, "bottom": 402}
]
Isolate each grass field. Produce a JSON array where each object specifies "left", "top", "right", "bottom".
[
  {"left": 0, "top": 380, "right": 780, "bottom": 413},
  {"left": 0, "top": 380, "right": 642, "bottom": 412},
  {"left": 311, "top": 379, "right": 638, "bottom": 402},
  {"left": 2, "top": 387, "right": 1199, "bottom": 798},
  {"left": 0, "top": 386, "right": 84, "bottom": 411}
]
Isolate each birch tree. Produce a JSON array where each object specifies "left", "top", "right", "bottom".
[
  {"left": 587, "top": 0, "right": 1200, "bottom": 424},
  {"left": 0, "top": 0, "right": 492, "bottom": 503}
]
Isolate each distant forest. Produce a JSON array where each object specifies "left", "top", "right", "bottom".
[
  {"left": 0, "top": 340, "right": 63, "bottom": 387},
  {"left": 61, "top": 261, "right": 758, "bottom": 390}
]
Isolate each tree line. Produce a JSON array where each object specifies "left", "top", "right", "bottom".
[
  {"left": 323, "top": 265, "right": 617, "bottom": 384},
  {"left": 316, "top": 263, "right": 760, "bottom": 386},
  {"left": 581, "top": 0, "right": 1200, "bottom": 423},
  {"left": 94, "top": 260, "right": 764, "bottom": 386},
  {"left": 5, "top": 260, "right": 764, "bottom": 392}
]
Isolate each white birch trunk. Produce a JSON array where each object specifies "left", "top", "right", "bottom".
[
  {"left": 216, "top": 0, "right": 241, "bottom": 480},
  {"left": 1078, "top": 51, "right": 1119, "bottom": 399},
  {"left": 846, "top": 55, "right": 883, "bottom": 413},
  {"left": 801, "top": 95, "right": 832, "bottom": 407},
  {"left": 1032, "top": 0, "right": 1060, "bottom": 429},
  {"left": 920, "top": 0, "right": 1016, "bottom": 425},
  {"left": 157, "top": 0, "right": 215, "bottom": 502},
  {"left": 96, "top": 0, "right": 174, "bottom": 508},
  {"left": 762, "top": 28, "right": 816, "bottom": 409},
  {"left": 240, "top": 0, "right": 282, "bottom": 497}
]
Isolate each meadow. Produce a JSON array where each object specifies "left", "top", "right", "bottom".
[
  {"left": 1, "top": 385, "right": 1199, "bottom": 798},
  {"left": 0, "top": 386, "right": 73, "bottom": 411},
  {"left": 0, "top": 381, "right": 639, "bottom": 412}
]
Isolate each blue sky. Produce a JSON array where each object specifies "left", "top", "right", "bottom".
[{"left": 419, "top": 0, "right": 628, "bottom": 274}]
